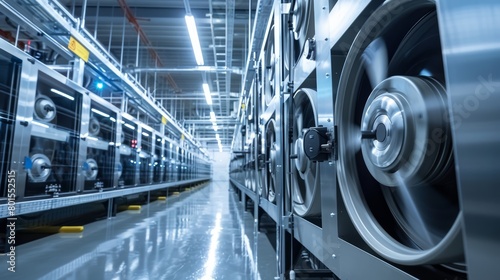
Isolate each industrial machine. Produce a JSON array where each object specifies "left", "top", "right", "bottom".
[
  {"left": 230, "top": 0, "right": 500, "bottom": 279},
  {"left": 0, "top": 28, "right": 211, "bottom": 215}
]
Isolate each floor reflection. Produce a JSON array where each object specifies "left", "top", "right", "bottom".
[{"left": 0, "top": 183, "right": 271, "bottom": 280}]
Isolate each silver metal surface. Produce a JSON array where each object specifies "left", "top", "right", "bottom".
[
  {"left": 360, "top": 76, "right": 451, "bottom": 187},
  {"left": 28, "top": 153, "right": 52, "bottom": 182},
  {"left": 33, "top": 95, "right": 56, "bottom": 122},
  {"left": 337, "top": 239, "right": 417, "bottom": 280},
  {"left": 437, "top": 0, "right": 500, "bottom": 278},
  {"left": 335, "top": 0, "right": 463, "bottom": 265},
  {"left": 314, "top": 0, "right": 340, "bottom": 273},
  {"left": 83, "top": 158, "right": 98, "bottom": 180},
  {"left": 290, "top": 88, "right": 321, "bottom": 217}
]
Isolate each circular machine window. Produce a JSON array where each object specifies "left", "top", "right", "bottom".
[
  {"left": 34, "top": 95, "right": 56, "bottom": 122},
  {"left": 84, "top": 158, "right": 99, "bottom": 181},
  {"left": 88, "top": 117, "right": 101, "bottom": 136},
  {"left": 28, "top": 153, "right": 52, "bottom": 182},
  {"left": 335, "top": 0, "right": 463, "bottom": 266}
]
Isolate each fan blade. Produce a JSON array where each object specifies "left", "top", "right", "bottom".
[
  {"left": 392, "top": 171, "right": 437, "bottom": 248},
  {"left": 362, "top": 37, "right": 389, "bottom": 89},
  {"left": 295, "top": 106, "right": 304, "bottom": 134}
]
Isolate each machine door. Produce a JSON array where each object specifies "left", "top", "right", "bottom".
[
  {"left": 24, "top": 71, "right": 82, "bottom": 197},
  {"left": 0, "top": 48, "right": 22, "bottom": 200},
  {"left": 84, "top": 101, "right": 117, "bottom": 191}
]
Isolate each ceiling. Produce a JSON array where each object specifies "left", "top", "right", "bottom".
[
  {"left": 3, "top": 0, "right": 259, "bottom": 151},
  {"left": 66, "top": 0, "right": 258, "bottom": 151}
]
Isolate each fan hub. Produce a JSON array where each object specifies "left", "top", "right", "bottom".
[{"left": 361, "top": 75, "right": 450, "bottom": 187}]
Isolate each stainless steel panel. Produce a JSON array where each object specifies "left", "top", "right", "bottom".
[
  {"left": 328, "top": 0, "right": 379, "bottom": 49},
  {"left": 338, "top": 239, "right": 417, "bottom": 280},
  {"left": 0, "top": 39, "right": 25, "bottom": 200},
  {"left": 82, "top": 95, "right": 119, "bottom": 191},
  {"left": 10, "top": 46, "right": 37, "bottom": 198},
  {"left": 259, "top": 197, "right": 278, "bottom": 223},
  {"left": 437, "top": 1, "right": 500, "bottom": 279},
  {"left": 314, "top": 0, "right": 340, "bottom": 273},
  {"left": 77, "top": 93, "right": 90, "bottom": 193},
  {"left": 152, "top": 133, "right": 163, "bottom": 183},
  {"left": 30, "top": 124, "right": 70, "bottom": 142},
  {"left": 22, "top": 68, "right": 83, "bottom": 197},
  {"left": 119, "top": 116, "right": 139, "bottom": 187},
  {"left": 292, "top": 216, "right": 326, "bottom": 267}
]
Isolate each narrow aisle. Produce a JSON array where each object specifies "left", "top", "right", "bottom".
[{"left": 0, "top": 182, "right": 271, "bottom": 280}]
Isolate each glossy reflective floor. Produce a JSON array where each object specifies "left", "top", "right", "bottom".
[{"left": 0, "top": 182, "right": 276, "bottom": 280}]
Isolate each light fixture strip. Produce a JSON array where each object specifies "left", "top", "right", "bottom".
[
  {"left": 50, "top": 88, "right": 74, "bottom": 101},
  {"left": 91, "top": 108, "right": 110, "bottom": 118},
  {"left": 142, "top": 125, "right": 154, "bottom": 132},
  {"left": 203, "top": 83, "right": 212, "bottom": 105},
  {"left": 210, "top": 111, "right": 216, "bottom": 122},
  {"left": 122, "top": 112, "right": 135, "bottom": 121},
  {"left": 185, "top": 15, "right": 204, "bottom": 66},
  {"left": 124, "top": 123, "right": 136, "bottom": 130}
]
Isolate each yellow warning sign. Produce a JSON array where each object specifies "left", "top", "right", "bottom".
[
  {"left": 161, "top": 116, "right": 168, "bottom": 125},
  {"left": 241, "top": 103, "right": 246, "bottom": 110},
  {"left": 68, "top": 37, "right": 89, "bottom": 62},
  {"left": 181, "top": 134, "right": 185, "bottom": 140}
]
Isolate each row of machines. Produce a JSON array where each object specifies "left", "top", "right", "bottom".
[
  {"left": 230, "top": 0, "right": 500, "bottom": 279},
  {"left": 0, "top": 39, "right": 211, "bottom": 201}
]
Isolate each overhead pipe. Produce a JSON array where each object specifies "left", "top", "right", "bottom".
[{"left": 117, "top": 0, "right": 180, "bottom": 92}]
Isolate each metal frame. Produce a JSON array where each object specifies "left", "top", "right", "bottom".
[
  {"left": 0, "top": 177, "right": 209, "bottom": 218},
  {"left": 0, "top": 27, "right": 212, "bottom": 217},
  {"left": 229, "top": 0, "right": 500, "bottom": 279},
  {"left": 437, "top": 1, "right": 500, "bottom": 278}
]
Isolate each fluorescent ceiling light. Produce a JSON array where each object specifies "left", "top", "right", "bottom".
[
  {"left": 215, "top": 133, "right": 220, "bottom": 140},
  {"left": 210, "top": 111, "right": 216, "bottom": 122},
  {"left": 142, "top": 125, "right": 154, "bottom": 132},
  {"left": 122, "top": 113, "right": 134, "bottom": 121},
  {"left": 203, "top": 83, "right": 212, "bottom": 105},
  {"left": 91, "top": 108, "right": 110, "bottom": 118},
  {"left": 124, "top": 123, "right": 135, "bottom": 130},
  {"left": 51, "top": 88, "right": 74, "bottom": 101},
  {"left": 185, "top": 15, "right": 204, "bottom": 65},
  {"left": 109, "top": 117, "right": 116, "bottom": 122},
  {"left": 142, "top": 132, "right": 149, "bottom": 137}
]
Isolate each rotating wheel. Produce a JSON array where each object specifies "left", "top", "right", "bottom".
[
  {"left": 28, "top": 153, "right": 52, "bottom": 182},
  {"left": 264, "top": 25, "right": 276, "bottom": 107},
  {"left": 291, "top": 0, "right": 313, "bottom": 60},
  {"left": 115, "top": 161, "right": 123, "bottom": 179},
  {"left": 89, "top": 117, "right": 101, "bottom": 136},
  {"left": 34, "top": 95, "right": 56, "bottom": 122},
  {"left": 83, "top": 158, "right": 99, "bottom": 180},
  {"left": 290, "top": 88, "right": 320, "bottom": 217},
  {"left": 336, "top": 0, "right": 463, "bottom": 265},
  {"left": 257, "top": 133, "right": 267, "bottom": 199},
  {"left": 265, "top": 119, "right": 277, "bottom": 203}
]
